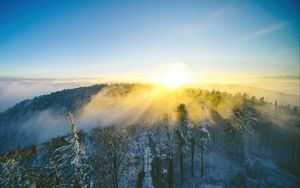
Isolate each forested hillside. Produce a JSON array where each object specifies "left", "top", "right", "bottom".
[
  {"left": 0, "top": 84, "right": 106, "bottom": 152},
  {"left": 0, "top": 84, "right": 299, "bottom": 187}
]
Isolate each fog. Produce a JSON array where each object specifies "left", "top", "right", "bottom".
[
  {"left": 1, "top": 76, "right": 298, "bottom": 113},
  {"left": 0, "top": 77, "right": 95, "bottom": 112},
  {"left": 0, "top": 76, "right": 299, "bottom": 151},
  {"left": 21, "top": 110, "right": 68, "bottom": 144},
  {"left": 80, "top": 84, "right": 244, "bottom": 126}
]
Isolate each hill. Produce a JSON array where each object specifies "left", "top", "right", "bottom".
[{"left": 0, "top": 83, "right": 299, "bottom": 187}]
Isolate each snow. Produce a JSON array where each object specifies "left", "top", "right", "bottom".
[{"left": 143, "top": 146, "right": 154, "bottom": 188}]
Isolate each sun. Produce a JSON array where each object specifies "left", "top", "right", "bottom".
[{"left": 160, "top": 65, "right": 192, "bottom": 88}]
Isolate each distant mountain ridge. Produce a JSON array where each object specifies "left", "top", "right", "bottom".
[
  {"left": 0, "top": 84, "right": 106, "bottom": 152},
  {"left": 0, "top": 84, "right": 105, "bottom": 122}
]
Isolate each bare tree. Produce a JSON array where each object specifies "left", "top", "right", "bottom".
[{"left": 90, "top": 125, "right": 132, "bottom": 188}]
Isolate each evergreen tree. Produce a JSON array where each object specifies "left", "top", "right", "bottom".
[
  {"left": 142, "top": 146, "right": 154, "bottom": 188},
  {"left": 46, "top": 158, "right": 63, "bottom": 187},
  {"left": 55, "top": 112, "right": 91, "bottom": 187},
  {"left": 176, "top": 104, "right": 193, "bottom": 183},
  {"left": 0, "top": 159, "right": 25, "bottom": 187},
  {"left": 195, "top": 120, "right": 210, "bottom": 178}
]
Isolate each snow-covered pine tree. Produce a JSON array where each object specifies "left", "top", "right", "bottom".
[
  {"left": 176, "top": 103, "right": 193, "bottom": 183},
  {"left": 55, "top": 112, "right": 91, "bottom": 187},
  {"left": 46, "top": 157, "right": 63, "bottom": 187},
  {"left": 187, "top": 121, "right": 196, "bottom": 177},
  {"left": 195, "top": 119, "right": 211, "bottom": 178},
  {"left": 0, "top": 158, "right": 25, "bottom": 187},
  {"left": 226, "top": 106, "right": 259, "bottom": 160},
  {"left": 126, "top": 127, "right": 148, "bottom": 188},
  {"left": 28, "top": 167, "right": 46, "bottom": 187},
  {"left": 148, "top": 123, "right": 169, "bottom": 187},
  {"left": 165, "top": 124, "right": 176, "bottom": 188},
  {"left": 142, "top": 146, "right": 154, "bottom": 188}
]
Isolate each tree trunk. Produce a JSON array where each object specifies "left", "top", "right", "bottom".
[
  {"left": 154, "top": 158, "right": 162, "bottom": 188},
  {"left": 158, "top": 158, "right": 162, "bottom": 187},
  {"left": 113, "top": 155, "right": 118, "bottom": 188},
  {"left": 8, "top": 169, "right": 12, "bottom": 188},
  {"left": 112, "top": 170, "right": 118, "bottom": 188},
  {"left": 115, "top": 175, "right": 118, "bottom": 188},
  {"left": 191, "top": 138, "right": 195, "bottom": 177},
  {"left": 200, "top": 145, "right": 204, "bottom": 178},
  {"left": 160, "top": 159, "right": 165, "bottom": 188},
  {"left": 168, "top": 155, "right": 173, "bottom": 188},
  {"left": 292, "top": 124, "right": 296, "bottom": 162},
  {"left": 136, "top": 171, "right": 145, "bottom": 188},
  {"left": 180, "top": 147, "right": 184, "bottom": 183}
]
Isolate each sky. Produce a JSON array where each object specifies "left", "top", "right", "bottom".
[
  {"left": 0, "top": 0, "right": 299, "bottom": 111},
  {"left": 0, "top": 0, "right": 299, "bottom": 77}
]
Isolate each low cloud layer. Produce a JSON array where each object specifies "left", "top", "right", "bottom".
[
  {"left": 1, "top": 75, "right": 298, "bottom": 113},
  {"left": 0, "top": 77, "right": 96, "bottom": 112}
]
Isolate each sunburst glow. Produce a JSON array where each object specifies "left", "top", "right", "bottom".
[{"left": 160, "top": 65, "right": 192, "bottom": 88}]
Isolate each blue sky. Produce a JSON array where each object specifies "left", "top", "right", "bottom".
[{"left": 0, "top": 0, "right": 299, "bottom": 79}]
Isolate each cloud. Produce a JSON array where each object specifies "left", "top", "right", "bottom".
[
  {"left": 241, "top": 22, "right": 288, "bottom": 41},
  {"left": 255, "top": 75, "right": 299, "bottom": 80},
  {"left": 206, "top": 3, "right": 233, "bottom": 21},
  {"left": 0, "top": 77, "right": 92, "bottom": 112},
  {"left": 177, "top": 3, "right": 233, "bottom": 36},
  {"left": 21, "top": 110, "right": 68, "bottom": 144}
]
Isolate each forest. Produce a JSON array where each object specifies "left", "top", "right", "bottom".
[{"left": 0, "top": 84, "right": 299, "bottom": 187}]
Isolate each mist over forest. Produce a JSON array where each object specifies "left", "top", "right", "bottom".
[{"left": 0, "top": 83, "right": 299, "bottom": 187}]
